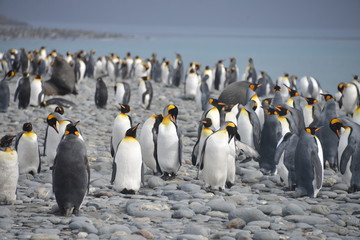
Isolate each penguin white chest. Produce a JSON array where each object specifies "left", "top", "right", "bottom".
[
  {"left": 202, "top": 132, "right": 229, "bottom": 190},
  {"left": 185, "top": 74, "right": 199, "bottom": 99},
  {"left": 30, "top": 80, "right": 42, "bottom": 106},
  {"left": 139, "top": 118, "right": 157, "bottom": 172},
  {"left": 0, "top": 150, "right": 19, "bottom": 204},
  {"left": 338, "top": 128, "right": 352, "bottom": 187},
  {"left": 157, "top": 122, "right": 180, "bottom": 173},
  {"left": 312, "top": 136, "right": 324, "bottom": 198},
  {"left": 237, "top": 110, "right": 254, "bottom": 148},
  {"left": 115, "top": 84, "right": 125, "bottom": 104},
  {"left": 303, "top": 105, "right": 314, "bottom": 127},
  {"left": 17, "top": 133, "right": 39, "bottom": 174},
  {"left": 112, "top": 115, "right": 131, "bottom": 151},
  {"left": 114, "top": 137, "right": 142, "bottom": 192}
]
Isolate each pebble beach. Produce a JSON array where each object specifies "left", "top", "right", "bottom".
[{"left": 0, "top": 63, "right": 360, "bottom": 240}]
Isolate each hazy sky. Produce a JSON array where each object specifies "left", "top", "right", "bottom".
[{"left": 1, "top": 0, "right": 360, "bottom": 30}]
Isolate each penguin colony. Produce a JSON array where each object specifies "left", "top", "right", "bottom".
[{"left": 1, "top": 47, "right": 360, "bottom": 216}]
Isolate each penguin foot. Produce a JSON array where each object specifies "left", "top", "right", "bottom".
[
  {"left": 121, "top": 189, "right": 136, "bottom": 195},
  {"left": 225, "top": 181, "right": 234, "bottom": 189}
]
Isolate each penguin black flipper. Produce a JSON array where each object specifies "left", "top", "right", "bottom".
[
  {"left": 250, "top": 111, "right": 261, "bottom": 151},
  {"left": 111, "top": 160, "right": 117, "bottom": 185},
  {"left": 339, "top": 145, "right": 356, "bottom": 175},
  {"left": 199, "top": 135, "right": 210, "bottom": 170},
  {"left": 311, "top": 147, "right": 323, "bottom": 190},
  {"left": 177, "top": 127, "right": 183, "bottom": 167},
  {"left": 14, "top": 78, "right": 22, "bottom": 102},
  {"left": 85, "top": 156, "right": 90, "bottom": 191},
  {"left": 274, "top": 132, "right": 293, "bottom": 165},
  {"left": 37, "top": 147, "right": 41, "bottom": 173},
  {"left": 191, "top": 139, "right": 200, "bottom": 166},
  {"left": 123, "top": 82, "right": 131, "bottom": 105},
  {"left": 14, "top": 131, "right": 24, "bottom": 151},
  {"left": 43, "top": 126, "right": 49, "bottom": 156},
  {"left": 152, "top": 115, "right": 163, "bottom": 174},
  {"left": 110, "top": 136, "right": 115, "bottom": 157}
]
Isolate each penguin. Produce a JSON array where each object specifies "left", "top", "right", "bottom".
[
  {"left": 256, "top": 71, "right": 274, "bottom": 98},
  {"left": 151, "top": 58, "right": 161, "bottom": 83},
  {"left": 125, "top": 52, "right": 134, "bottom": 79},
  {"left": 218, "top": 81, "right": 251, "bottom": 106},
  {"left": 52, "top": 122, "right": 90, "bottom": 216},
  {"left": 228, "top": 57, "right": 240, "bottom": 82},
  {"left": 276, "top": 73, "right": 291, "bottom": 101},
  {"left": 14, "top": 72, "right": 31, "bottom": 109},
  {"left": 297, "top": 76, "right": 322, "bottom": 100},
  {"left": 139, "top": 76, "right": 153, "bottom": 110},
  {"left": 111, "top": 104, "right": 132, "bottom": 157},
  {"left": 157, "top": 105, "right": 182, "bottom": 179},
  {"left": 272, "top": 84, "right": 285, "bottom": 106},
  {"left": 139, "top": 114, "right": 163, "bottom": 175},
  {"left": 237, "top": 100, "right": 261, "bottom": 151},
  {"left": 225, "top": 67, "right": 237, "bottom": 87},
  {"left": 202, "top": 98, "right": 226, "bottom": 130},
  {"left": 250, "top": 94, "right": 265, "bottom": 130},
  {"left": 353, "top": 106, "right": 360, "bottom": 125},
  {"left": 114, "top": 81, "right": 131, "bottom": 106},
  {"left": 314, "top": 94, "right": 338, "bottom": 169},
  {"left": 340, "top": 82, "right": 359, "bottom": 115},
  {"left": 191, "top": 118, "right": 214, "bottom": 167},
  {"left": 203, "top": 66, "right": 213, "bottom": 91},
  {"left": 0, "top": 135, "right": 18, "bottom": 204},
  {"left": 302, "top": 97, "right": 321, "bottom": 127},
  {"left": 295, "top": 127, "right": 324, "bottom": 198},
  {"left": 0, "top": 70, "right": 15, "bottom": 112},
  {"left": 330, "top": 118, "right": 360, "bottom": 192},
  {"left": 161, "top": 61, "right": 173, "bottom": 86},
  {"left": 162, "top": 104, "right": 179, "bottom": 123},
  {"left": 274, "top": 131, "right": 299, "bottom": 190},
  {"left": 172, "top": 53, "right": 183, "bottom": 87},
  {"left": 242, "top": 58, "right": 257, "bottom": 83},
  {"left": 185, "top": 68, "right": 199, "bottom": 99},
  {"left": 199, "top": 122, "right": 237, "bottom": 190},
  {"left": 196, "top": 74, "right": 211, "bottom": 111},
  {"left": 20, "top": 48, "right": 30, "bottom": 73},
  {"left": 40, "top": 98, "right": 76, "bottom": 109},
  {"left": 111, "top": 124, "right": 142, "bottom": 194},
  {"left": 74, "top": 54, "right": 86, "bottom": 82},
  {"left": 14, "top": 122, "right": 41, "bottom": 175},
  {"left": 95, "top": 77, "right": 108, "bottom": 109},
  {"left": 85, "top": 49, "right": 96, "bottom": 79},
  {"left": 43, "top": 109, "right": 70, "bottom": 166},
  {"left": 214, "top": 60, "right": 226, "bottom": 91},
  {"left": 29, "top": 75, "right": 44, "bottom": 107}
]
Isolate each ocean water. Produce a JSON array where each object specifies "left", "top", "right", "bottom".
[{"left": 1, "top": 24, "right": 360, "bottom": 94}]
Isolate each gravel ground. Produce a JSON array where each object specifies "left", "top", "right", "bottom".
[{"left": 0, "top": 71, "right": 359, "bottom": 240}]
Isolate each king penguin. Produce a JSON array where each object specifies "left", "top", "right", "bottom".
[
  {"left": 196, "top": 74, "right": 211, "bottom": 111},
  {"left": 139, "top": 76, "right": 153, "bottom": 110},
  {"left": 95, "top": 77, "right": 108, "bottom": 109},
  {"left": 185, "top": 68, "right": 199, "bottom": 100},
  {"left": 111, "top": 104, "right": 132, "bottom": 157},
  {"left": 14, "top": 72, "right": 31, "bottom": 109},
  {"left": 0, "top": 135, "right": 18, "bottom": 204},
  {"left": 157, "top": 105, "right": 182, "bottom": 179},
  {"left": 294, "top": 127, "right": 324, "bottom": 198},
  {"left": 199, "top": 122, "right": 237, "bottom": 190},
  {"left": 15, "top": 122, "right": 41, "bottom": 175},
  {"left": 114, "top": 81, "right": 131, "bottom": 106},
  {"left": 30, "top": 75, "right": 44, "bottom": 107},
  {"left": 330, "top": 118, "right": 360, "bottom": 192},
  {"left": 340, "top": 82, "right": 359, "bottom": 116},
  {"left": 111, "top": 124, "right": 142, "bottom": 194},
  {"left": 52, "top": 122, "right": 89, "bottom": 216},
  {"left": 139, "top": 114, "right": 163, "bottom": 175},
  {"left": 214, "top": 60, "right": 226, "bottom": 91},
  {"left": 202, "top": 98, "right": 226, "bottom": 130},
  {"left": 0, "top": 70, "right": 15, "bottom": 112},
  {"left": 191, "top": 118, "right": 214, "bottom": 167}
]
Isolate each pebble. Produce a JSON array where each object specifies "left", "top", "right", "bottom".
[
  {"left": 253, "top": 230, "right": 279, "bottom": 240},
  {"left": 228, "top": 208, "right": 269, "bottom": 223},
  {"left": 282, "top": 203, "right": 306, "bottom": 216}
]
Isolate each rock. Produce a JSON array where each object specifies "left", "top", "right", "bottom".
[
  {"left": 69, "top": 220, "right": 98, "bottom": 234},
  {"left": 133, "top": 229, "right": 154, "bottom": 239},
  {"left": 0, "top": 207, "right": 11, "bottom": 217},
  {"left": 31, "top": 234, "right": 60, "bottom": 240},
  {"left": 226, "top": 218, "right": 246, "bottom": 229},
  {"left": 0, "top": 218, "right": 14, "bottom": 230},
  {"left": 284, "top": 215, "right": 331, "bottom": 225},
  {"left": 206, "top": 198, "right": 236, "bottom": 213},
  {"left": 282, "top": 203, "right": 306, "bottom": 216},
  {"left": 126, "top": 201, "right": 172, "bottom": 218},
  {"left": 77, "top": 232, "right": 88, "bottom": 239},
  {"left": 177, "top": 235, "right": 208, "bottom": 240},
  {"left": 179, "top": 183, "right": 201, "bottom": 192},
  {"left": 162, "top": 190, "right": 192, "bottom": 201},
  {"left": 247, "top": 220, "right": 271, "bottom": 228},
  {"left": 34, "top": 229, "right": 61, "bottom": 235},
  {"left": 172, "top": 208, "right": 195, "bottom": 219},
  {"left": 310, "top": 205, "right": 330, "bottom": 215},
  {"left": 235, "top": 230, "right": 252, "bottom": 240},
  {"left": 253, "top": 230, "right": 279, "bottom": 240},
  {"left": 258, "top": 205, "right": 282, "bottom": 216},
  {"left": 183, "top": 224, "right": 210, "bottom": 237},
  {"left": 98, "top": 225, "right": 131, "bottom": 235},
  {"left": 228, "top": 208, "right": 269, "bottom": 223},
  {"left": 147, "top": 176, "right": 165, "bottom": 188}
]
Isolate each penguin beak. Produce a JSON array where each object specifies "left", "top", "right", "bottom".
[{"left": 336, "top": 129, "right": 341, "bottom": 138}]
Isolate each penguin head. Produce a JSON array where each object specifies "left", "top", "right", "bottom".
[
  {"left": 200, "top": 118, "right": 212, "bottom": 128},
  {"left": 64, "top": 121, "right": 80, "bottom": 136},
  {"left": 189, "top": 69, "right": 195, "bottom": 74},
  {"left": 230, "top": 57, "right": 236, "bottom": 63},
  {"left": 249, "top": 83, "right": 262, "bottom": 91},
  {"left": 125, "top": 123, "right": 140, "bottom": 138},
  {"left": 34, "top": 75, "right": 42, "bottom": 80},
  {"left": 141, "top": 76, "right": 150, "bottom": 81},
  {"left": 330, "top": 118, "right": 344, "bottom": 138},
  {"left": 305, "top": 127, "right": 320, "bottom": 135},
  {"left": 262, "top": 98, "right": 272, "bottom": 107},
  {"left": 354, "top": 75, "right": 359, "bottom": 81},
  {"left": 54, "top": 106, "right": 65, "bottom": 115},
  {"left": 337, "top": 83, "right": 345, "bottom": 93},
  {"left": 22, "top": 122, "right": 33, "bottom": 132},
  {"left": 209, "top": 98, "right": 225, "bottom": 110},
  {"left": 273, "top": 85, "right": 282, "bottom": 92},
  {"left": 284, "top": 73, "right": 289, "bottom": 78},
  {"left": 263, "top": 106, "right": 278, "bottom": 116},
  {"left": 225, "top": 122, "right": 238, "bottom": 141},
  {"left": 284, "top": 84, "right": 299, "bottom": 97},
  {"left": 205, "top": 66, "right": 210, "bottom": 70},
  {"left": 120, "top": 104, "right": 131, "bottom": 114},
  {"left": 321, "top": 93, "right": 334, "bottom": 101},
  {"left": 304, "top": 97, "right": 317, "bottom": 105},
  {"left": 0, "top": 135, "right": 16, "bottom": 149},
  {"left": 248, "top": 58, "right": 253, "bottom": 63},
  {"left": 275, "top": 106, "right": 290, "bottom": 116},
  {"left": 23, "top": 72, "right": 30, "bottom": 78},
  {"left": 5, "top": 70, "right": 15, "bottom": 80},
  {"left": 47, "top": 113, "right": 59, "bottom": 133},
  {"left": 166, "top": 104, "right": 178, "bottom": 122}
]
